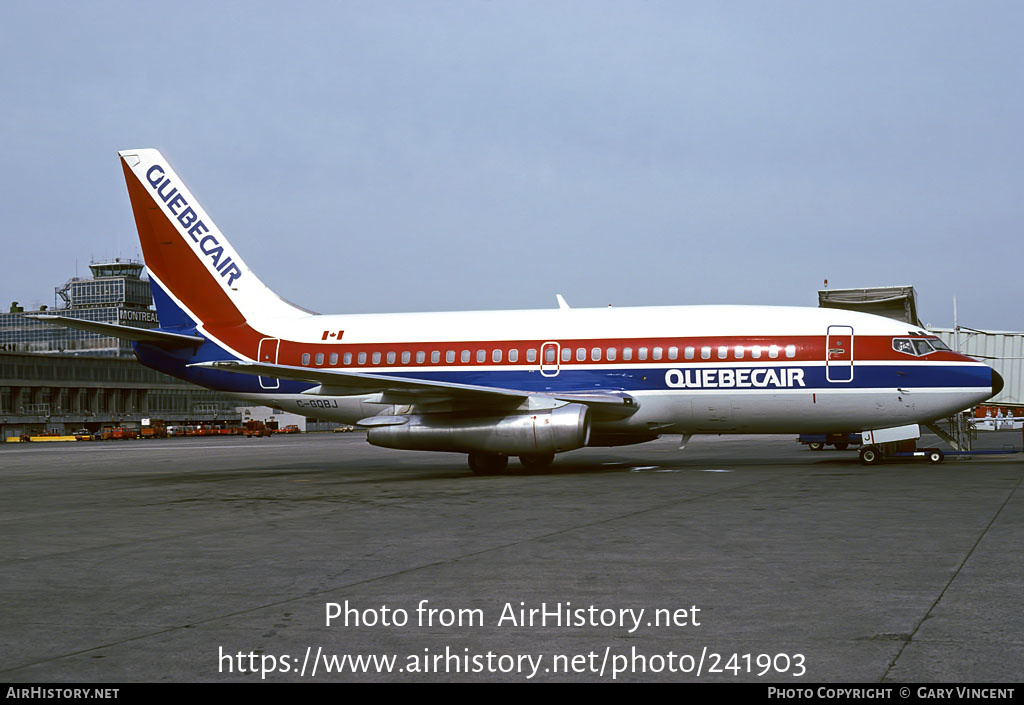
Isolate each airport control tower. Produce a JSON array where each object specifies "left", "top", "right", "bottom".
[{"left": 0, "top": 259, "right": 158, "bottom": 357}]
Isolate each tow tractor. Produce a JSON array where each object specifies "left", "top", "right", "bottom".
[
  {"left": 855, "top": 420, "right": 1024, "bottom": 465},
  {"left": 856, "top": 424, "right": 944, "bottom": 465}
]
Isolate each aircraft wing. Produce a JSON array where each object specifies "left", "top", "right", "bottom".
[
  {"left": 189, "top": 360, "right": 638, "bottom": 418},
  {"left": 26, "top": 315, "right": 205, "bottom": 347}
]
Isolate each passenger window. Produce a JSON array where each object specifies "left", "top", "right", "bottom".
[
  {"left": 315, "top": 352, "right": 324, "bottom": 366},
  {"left": 402, "top": 351, "right": 411, "bottom": 364},
  {"left": 701, "top": 346, "right": 711, "bottom": 360},
  {"left": 329, "top": 353, "right": 338, "bottom": 366},
  {"left": 545, "top": 347, "right": 556, "bottom": 363},
  {"left": 750, "top": 346, "right": 761, "bottom": 359},
  {"left": 386, "top": 351, "right": 396, "bottom": 364},
  {"left": 493, "top": 349, "right": 502, "bottom": 363},
  {"left": 416, "top": 351, "right": 425, "bottom": 364},
  {"left": 509, "top": 349, "right": 519, "bottom": 363},
  {"left": 343, "top": 352, "right": 352, "bottom": 365},
  {"left": 623, "top": 347, "right": 633, "bottom": 361},
  {"left": 734, "top": 346, "right": 743, "bottom": 359},
  {"left": 461, "top": 350, "right": 470, "bottom": 363},
  {"left": 562, "top": 347, "right": 572, "bottom": 362},
  {"left": 591, "top": 347, "right": 601, "bottom": 361},
  {"left": 653, "top": 347, "right": 663, "bottom": 361},
  {"left": 576, "top": 347, "right": 586, "bottom": 362},
  {"left": 685, "top": 346, "right": 695, "bottom": 360},
  {"left": 357, "top": 352, "right": 367, "bottom": 365},
  {"left": 768, "top": 345, "right": 779, "bottom": 359},
  {"left": 301, "top": 353, "right": 310, "bottom": 366},
  {"left": 785, "top": 344, "right": 796, "bottom": 359},
  {"left": 476, "top": 349, "right": 486, "bottom": 363},
  {"left": 717, "top": 346, "right": 728, "bottom": 359},
  {"left": 431, "top": 351, "right": 440, "bottom": 364},
  {"left": 668, "top": 346, "right": 678, "bottom": 360},
  {"left": 638, "top": 347, "right": 648, "bottom": 361},
  {"left": 607, "top": 347, "right": 617, "bottom": 361},
  {"left": 446, "top": 350, "right": 455, "bottom": 363},
  {"left": 527, "top": 349, "right": 537, "bottom": 363},
  {"left": 372, "top": 352, "right": 382, "bottom": 365}
]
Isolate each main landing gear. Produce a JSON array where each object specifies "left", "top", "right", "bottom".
[
  {"left": 468, "top": 452, "right": 555, "bottom": 474},
  {"left": 518, "top": 453, "right": 555, "bottom": 470},
  {"left": 468, "top": 453, "right": 508, "bottom": 475}
]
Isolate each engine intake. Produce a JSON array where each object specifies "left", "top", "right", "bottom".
[{"left": 367, "top": 404, "right": 591, "bottom": 455}]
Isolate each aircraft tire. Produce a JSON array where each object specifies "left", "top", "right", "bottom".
[
  {"left": 808, "top": 442, "right": 825, "bottom": 451},
  {"left": 859, "top": 446, "right": 883, "bottom": 465},
  {"left": 468, "top": 452, "right": 508, "bottom": 475},
  {"left": 519, "top": 453, "right": 555, "bottom": 470}
]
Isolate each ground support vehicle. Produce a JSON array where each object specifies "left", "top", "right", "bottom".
[{"left": 798, "top": 432, "right": 862, "bottom": 451}]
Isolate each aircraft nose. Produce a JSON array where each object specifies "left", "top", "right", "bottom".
[{"left": 992, "top": 369, "right": 1004, "bottom": 397}]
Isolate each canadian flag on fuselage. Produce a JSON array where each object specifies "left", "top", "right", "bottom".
[{"left": 118, "top": 149, "right": 306, "bottom": 333}]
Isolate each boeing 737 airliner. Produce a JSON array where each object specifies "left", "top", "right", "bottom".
[{"left": 35, "top": 150, "right": 1003, "bottom": 472}]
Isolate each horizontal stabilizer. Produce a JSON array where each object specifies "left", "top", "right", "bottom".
[{"left": 27, "top": 315, "right": 205, "bottom": 347}]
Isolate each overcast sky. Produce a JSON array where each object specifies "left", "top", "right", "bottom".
[{"left": 1, "top": 1, "right": 1021, "bottom": 330}]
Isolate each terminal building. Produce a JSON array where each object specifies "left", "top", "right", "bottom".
[
  {"left": 0, "top": 259, "right": 340, "bottom": 440},
  {"left": 0, "top": 351, "right": 242, "bottom": 438},
  {"left": 0, "top": 260, "right": 241, "bottom": 439},
  {"left": 1, "top": 259, "right": 157, "bottom": 357}
]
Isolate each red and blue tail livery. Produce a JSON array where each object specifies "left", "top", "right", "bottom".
[{"left": 52, "top": 149, "right": 1008, "bottom": 472}]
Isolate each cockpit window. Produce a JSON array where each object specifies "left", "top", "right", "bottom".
[
  {"left": 912, "top": 339, "right": 934, "bottom": 355},
  {"left": 893, "top": 338, "right": 916, "bottom": 355},
  {"left": 893, "top": 337, "right": 941, "bottom": 356}
]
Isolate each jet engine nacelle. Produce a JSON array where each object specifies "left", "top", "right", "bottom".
[{"left": 367, "top": 404, "right": 591, "bottom": 455}]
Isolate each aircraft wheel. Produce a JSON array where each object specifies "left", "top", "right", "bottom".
[
  {"left": 808, "top": 441, "right": 825, "bottom": 451},
  {"left": 519, "top": 453, "right": 555, "bottom": 470},
  {"left": 834, "top": 442, "right": 849, "bottom": 451},
  {"left": 859, "top": 446, "right": 883, "bottom": 465},
  {"left": 927, "top": 449, "right": 944, "bottom": 464},
  {"left": 468, "top": 453, "right": 508, "bottom": 475}
]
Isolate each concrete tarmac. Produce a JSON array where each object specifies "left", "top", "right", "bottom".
[{"left": 1, "top": 432, "right": 1021, "bottom": 682}]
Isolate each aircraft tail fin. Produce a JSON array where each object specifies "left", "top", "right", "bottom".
[{"left": 118, "top": 149, "right": 308, "bottom": 331}]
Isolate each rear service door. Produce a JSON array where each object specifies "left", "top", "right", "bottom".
[
  {"left": 826, "top": 326, "right": 854, "bottom": 383},
  {"left": 258, "top": 337, "right": 280, "bottom": 389}
]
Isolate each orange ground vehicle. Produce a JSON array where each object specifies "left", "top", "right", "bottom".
[
  {"left": 140, "top": 421, "right": 167, "bottom": 439},
  {"left": 244, "top": 420, "right": 272, "bottom": 438},
  {"left": 110, "top": 427, "right": 138, "bottom": 440}
]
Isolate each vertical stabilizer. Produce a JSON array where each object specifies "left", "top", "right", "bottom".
[{"left": 118, "top": 149, "right": 306, "bottom": 329}]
